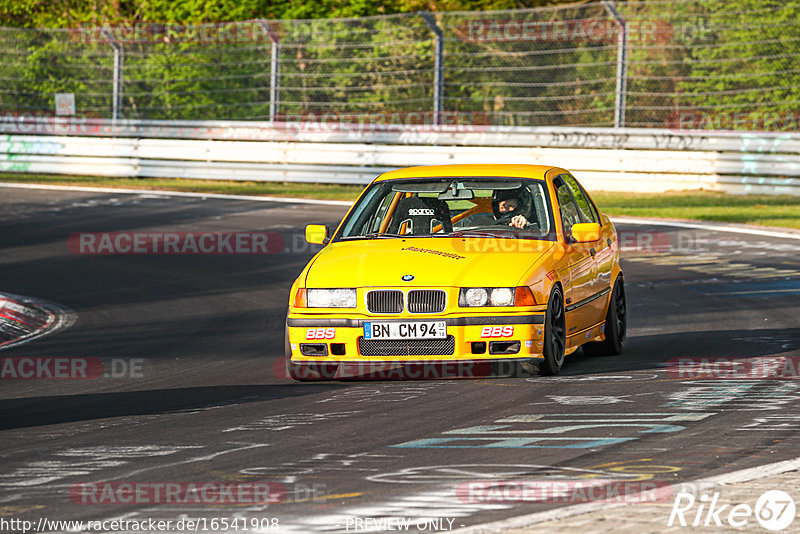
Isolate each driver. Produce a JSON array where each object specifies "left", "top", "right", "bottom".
[{"left": 492, "top": 188, "right": 531, "bottom": 229}]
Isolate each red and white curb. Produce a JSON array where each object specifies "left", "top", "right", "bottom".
[{"left": 0, "top": 293, "right": 75, "bottom": 351}]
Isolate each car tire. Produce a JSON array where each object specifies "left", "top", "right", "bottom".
[
  {"left": 540, "top": 284, "right": 566, "bottom": 375},
  {"left": 584, "top": 276, "right": 626, "bottom": 357}
]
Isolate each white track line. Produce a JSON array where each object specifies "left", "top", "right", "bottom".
[
  {"left": 2, "top": 182, "right": 799, "bottom": 239},
  {"left": 612, "top": 215, "right": 800, "bottom": 240},
  {"left": 451, "top": 456, "right": 800, "bottom": 533},
  {"left": 4, "top": 181, "right": 800, "bottom": 530},
  {"left": 0, "top": 182, "right": 353, "bottom": 207}
]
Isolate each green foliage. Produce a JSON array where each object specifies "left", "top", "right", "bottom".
[
  {"left": 0, "top": 0, "right": 577, "bottom": 28},
  {"left": 676, "top": 0, "right": 800, "bottom": 129},
  {"left": 2, "top": 1, "right": 799, "bottom": 128},
  {"left": 618, "top": 0, "right": 800, "bottom": 129}
]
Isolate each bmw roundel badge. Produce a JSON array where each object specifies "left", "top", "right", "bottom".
[{"left": 402, "top": 274, "right": 415, "bottom": 281}]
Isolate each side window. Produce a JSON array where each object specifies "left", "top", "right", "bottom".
[
  {"left": 554, "top": 177, "right": 581, "bottom": 233},
  {"left": 367, "top": 192, "right": 399, "bottom": 233},
  {"left": 562, "top": 174, "right": 598, "bottom": 224}
]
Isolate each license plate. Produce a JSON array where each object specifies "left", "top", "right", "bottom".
[{"left": 363, "top": 321, "right": 447, "bottom": 340}]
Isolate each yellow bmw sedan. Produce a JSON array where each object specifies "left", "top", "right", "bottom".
[{"left": 285, "top": 164, "right": 625, "bottom": 380}]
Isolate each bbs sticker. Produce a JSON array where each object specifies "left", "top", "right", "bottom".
[
  {"left": 306, "top": 327, "right": 336, "bottom": 340},
  {"left": 480, "top": 326, "right": 514, "bottom": 338}
]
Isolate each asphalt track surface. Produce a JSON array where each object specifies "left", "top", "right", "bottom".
[{"left": 1, "top": 185, "right": 800, "bottom": 533}]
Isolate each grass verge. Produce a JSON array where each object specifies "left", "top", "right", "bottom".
[
  {"left": 1, "top": 173, "right": 799, "bottom": 230},
  {"left": 591, "top": 191, "right": 800, "bottom": 230},
  {"left": 0, "top": 173, "right": 364, "bottom": 201}
]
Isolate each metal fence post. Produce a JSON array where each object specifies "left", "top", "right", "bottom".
[
  {"left": 603, "top": 1, "right": 627, "bottom": 128},
  {"left": 259, "top": 21, "right": 281, "bottom": 124},
  {"left": 421, "top": 12, "right": 444, "bottom": 126},
  {"left": 102, "top": 28, "right": 123, "bottom": 123}
]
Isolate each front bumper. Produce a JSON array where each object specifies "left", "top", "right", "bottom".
[{"left": 286, "top": 313, "right": 546, "bottom": 364}]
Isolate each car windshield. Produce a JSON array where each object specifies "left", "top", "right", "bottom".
[{"left": 335, "top": 177, "right": 555, "bottom": 241}]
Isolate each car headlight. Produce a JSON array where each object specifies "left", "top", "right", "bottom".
[
  {"left": 490, "top": 287, "right": 514, "bottom": 306},
  {"left": 459, "top": 287, "right": 514, "bottom": 307},
  {"left": 307, "top": 288, "right": 357, "bottom": 308},
  {"left": 463, "top": 288, "right": 489, "bottom": 306}
]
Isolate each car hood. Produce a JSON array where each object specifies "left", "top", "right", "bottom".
[{"left": 304, "top": 237, "right": 553, "bottom": 288}]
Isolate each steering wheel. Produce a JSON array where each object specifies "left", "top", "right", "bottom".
[
  {"left": 493, "top": 213, "right": 516, "bottom": 226},
  {"left": 493, "top": 213, "right": 541, "bottom": 232}
]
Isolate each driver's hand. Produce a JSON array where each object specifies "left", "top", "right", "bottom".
[{"left": 509, "top": 215, "right": 528, "bottom": 229}]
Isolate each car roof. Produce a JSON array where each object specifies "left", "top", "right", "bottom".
[{"left": 373, "top": 164, "right": 561, "bottom": 182}]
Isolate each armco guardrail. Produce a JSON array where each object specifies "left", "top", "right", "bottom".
[{"left": 1, "top": 119, "right": 799, "bottom": 195}]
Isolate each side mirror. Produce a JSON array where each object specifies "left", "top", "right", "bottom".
[
  {"left": 305, "top": 224, "right": 329, "bottom": 245},
  {"left": 571, "top": 222, "right": 601, "bottom": 243}
]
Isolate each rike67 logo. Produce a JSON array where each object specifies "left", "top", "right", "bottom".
[{"left": 669, "top": 490, "right": 796, "bottom": 531}]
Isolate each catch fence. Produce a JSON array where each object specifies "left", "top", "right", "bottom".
[{"left": 3, "top": 1, "right": 800, "bottom": 131}]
